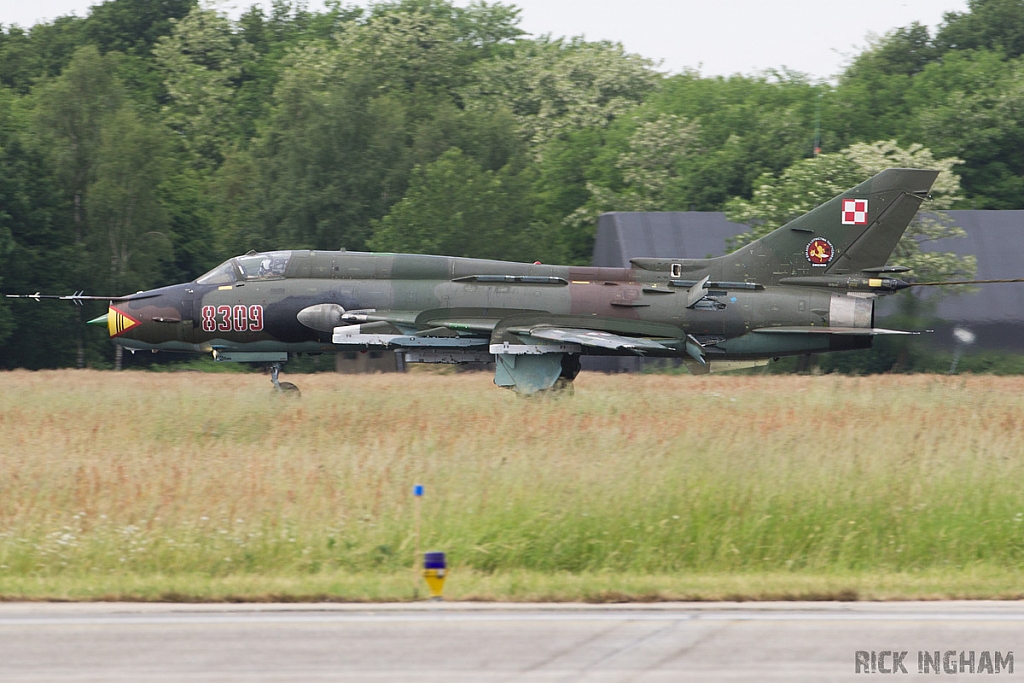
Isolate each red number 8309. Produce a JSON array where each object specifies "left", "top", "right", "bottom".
[{"left": 201, "top": 305, "right": 263, "bottom": 333}]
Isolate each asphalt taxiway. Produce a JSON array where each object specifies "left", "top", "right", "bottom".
[{"left": 0, "top": 601, "right": 1022, "bottom": 682}]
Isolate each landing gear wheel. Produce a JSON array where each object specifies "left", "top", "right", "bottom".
[
  {"left": 269, "top": 363, "right": 301, "bottom": 397},
  {"left": 550, "top": 377, "right": 575, "bottom": 396},
  {"left": 560, "top": 353, "right": 582, "bottom": 381},
  {"left": 517, "top": 377, "right": 575, "bottom": 398},
  {"left": 551, "top": 353, "right": 580, "bottom": 396}
]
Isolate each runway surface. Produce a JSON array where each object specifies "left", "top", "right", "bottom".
[{"left": 1, "top": 601, "right": 1022, "bottom": 682}]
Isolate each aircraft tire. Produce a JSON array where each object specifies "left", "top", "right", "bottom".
[
  {"left": 514, "top": 377, "right": 575, "bottom": 398},
  {"left": 551, "top": 377, "right": 575, "bottom": 396},
  {"left": 559, "top": 353, "right": 582, "bottom": 380}
]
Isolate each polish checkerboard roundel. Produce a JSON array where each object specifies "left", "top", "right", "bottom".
[{"left": 842, "top": 198, "right": 868, "bottom": 225}]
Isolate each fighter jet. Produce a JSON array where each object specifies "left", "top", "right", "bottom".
[{"left": 6, "top": 168, "right": 965, "bottom": 394}]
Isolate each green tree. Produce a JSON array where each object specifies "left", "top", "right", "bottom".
[
  {"left": 561, "top": 114, "right": 702, "bottom": 237},
  {"left": 233, "top": 2, "right": 364, "bottom": 143},
  {"left": 363, "top": 0, "right": 523, "bottom": 64},
  {"left": 153, "top": 7, "right": 255, "bottom": 168},
  {"left": 368, "top": 147, "right": 542, "bottom": 261},
  {"left": 544, "top": 70, "right": 825, "bottom": 263},
  {"left": 936, "top": 0, "right": 1024, "bottom": 58},
  {"left": 86, "top": 105, "right": 172, "bottom": 294},
  {"left": 86, "top": 104, "right": 173, "bottom": 370},
  {"left": 0, "top": 131, "right": 16, "bottom": 348},
  {"left": 910, "top": 51, "right": 1024, "bottom": 207},
  {"left": 833, "top": 3, "right": 1024, "bottom": 209},
  {"left": 834, "top": 29, "right": 931, "bottom": 145},
  {"left": 0, "top": 0, "right": 193, "bottom": 97},
  {"left": 626, "top": 70, "right": 824, "bottom": 205},
  {"left": 250, "top": 78, "right": 410, "bottom": 251},
  {"left": 594, "top": 114, "right": 703, "bottom": 211},
  {"left": 857, "top": 22, "right": 939, "bottom": 76},
  {"left": 32, "top": 47, "right": 126, "bottom": 366},
  {"left": 242, "top": 1, "right": 530, "bottom": 253},
  {"left": 342, "top": 5, "right": 460, "bottom": 92},
  {"left": 28, "top": 46, "right": 181, "bottom": 368},
  {"left": 0, "top": 17, "right": 86, "bottom": 93},
  {"left": 0, "top": 85, "right": 75, "bottom": 368},
  {"left": 465, "top": 36, "right": 659, "bottom": 154},
  {"left": 460, "top": 35, "right": 662, "bottom": 262},
  {"left": 33, "top": 47, "right": 123, "bottom": 249},
  {"left": 84, "top": 0, "right": 196, "bottom": 57}
]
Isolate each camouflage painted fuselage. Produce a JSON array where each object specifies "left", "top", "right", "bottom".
[{"left": 110, "top": 250, "right": 874, "bottom": 360}]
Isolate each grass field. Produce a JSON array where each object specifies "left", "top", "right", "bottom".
[{"left": 2, "top": 369, "right": 1024, "bottom": 601}]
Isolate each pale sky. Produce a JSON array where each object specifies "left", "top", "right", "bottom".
[{"left": 1, "top": 0, "right": 971, "bottom": 81}]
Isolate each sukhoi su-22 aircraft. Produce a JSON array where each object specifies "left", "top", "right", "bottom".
[{"left": 7, "top": 169, "right": 967, "bottom": 394}]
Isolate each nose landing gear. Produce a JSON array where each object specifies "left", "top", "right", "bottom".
[{"left": 270, "top": 362, "right": 301, "bottom": 397}]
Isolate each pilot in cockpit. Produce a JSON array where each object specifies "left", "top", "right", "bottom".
[{"left": 259, "top": 258, "right": 274, "bottom": 278}]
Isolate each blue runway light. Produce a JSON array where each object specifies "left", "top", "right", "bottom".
[
  {"left": 424, "top": 552, "right": 446, "bottom": 570},
  {"left": 413, "top": 484, "right": 424, "bottom": 496}
]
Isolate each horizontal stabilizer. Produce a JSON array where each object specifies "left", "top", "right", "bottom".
[{"left": 752, "top": 326, "right": 917, "bottom": 336}]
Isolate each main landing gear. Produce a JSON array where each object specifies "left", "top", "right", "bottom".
[{"left": 270, "top": 362, "right": 301, "bottom": 397}]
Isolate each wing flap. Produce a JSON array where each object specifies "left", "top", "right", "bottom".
[{"left": 512, "top": 326, "right": 672, "bottom": 352}]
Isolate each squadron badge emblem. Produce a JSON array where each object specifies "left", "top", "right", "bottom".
[{"left": 806, "top": 238, "right": 834, "bottom": 266}]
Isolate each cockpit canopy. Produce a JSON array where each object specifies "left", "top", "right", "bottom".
[{"left": 196, "top": 251, "right": 293, "bottom": 285}]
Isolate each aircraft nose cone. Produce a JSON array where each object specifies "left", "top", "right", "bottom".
[
  {"left": 106, "top": 306, "right": 143, "bottom": 338},
  {"left": 87, "top": 313, "right": 109, "bottom": 327}
]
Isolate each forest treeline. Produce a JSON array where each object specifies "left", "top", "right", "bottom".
[{"left": 1, "top": 0, "right": 1022, "bottom": 368}]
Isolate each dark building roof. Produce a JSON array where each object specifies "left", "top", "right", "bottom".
[
  {"left": 593, "top": 210, "right": 1024, "bottom": 351},
  {"left": 593, "top": 212, "right": 749, "bottom": 266},
  {"left": 925, "top": 211, "right": 1024, "bottom": 323}
]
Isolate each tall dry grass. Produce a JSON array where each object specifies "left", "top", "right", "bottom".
[{"left": 2, "top": 370, "right": 1024, "bottom": 583}]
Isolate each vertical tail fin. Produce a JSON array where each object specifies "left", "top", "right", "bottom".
[{"left": 723, "top": 168, "right": 939, "bottom": 282}]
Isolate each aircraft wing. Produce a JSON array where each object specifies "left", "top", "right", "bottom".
[
  {"left": 752, "top": 326, "right": 918, "bottom": 335},
  {"left": 507, "top": 325, "right": 673, "bottom": 352},
  {"left": 334, "top": 309, "right": 683, "bottom": 356}
]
